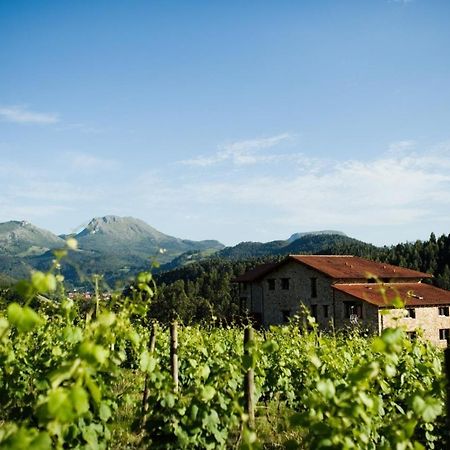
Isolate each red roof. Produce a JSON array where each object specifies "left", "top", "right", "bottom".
[
  {"left": 232, "top": 255, "right": 432, "bottom": 282},
  {"left": 333, "top": 283, "right": 450, "bottom": 307},
  {"left": 289, "top": 255, "right": 431, "bottom": 280}
]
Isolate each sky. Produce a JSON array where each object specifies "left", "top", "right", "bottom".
[{"left": 1, "top": 0, "right": 450, "bottom": 247}]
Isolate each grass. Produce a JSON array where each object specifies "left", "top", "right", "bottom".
[
  {"left": 110, "top": 370, "right": 146, "bottom": 450},
  {"left": 256, "top": 399, "right": 306, "bottom": 449},
  {"left": 109, "top": 371, "right": 305, "bottom": 449}
]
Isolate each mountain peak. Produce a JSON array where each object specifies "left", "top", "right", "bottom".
[
  {"left": 0, "top": 220, "right": 64, "bottom": 256},
  {"left": 75, "top": 216, "right": 223, "bottom": 264},
  {"left": 79, "top": 216, "right": 162, "bottom": 238},
  {"left": 88, "top": 215, "right": 134, "bottom": 226},
  {"left": 5, "top": 220, "right": 32, "bottom": 229},
  {"left": 87, "top": 215, "right": 141, "bottom": 227}
]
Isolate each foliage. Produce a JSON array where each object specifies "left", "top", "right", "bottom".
[
  {"left": 261, "top": 321, "right": 446, "bottom": 449},
  {"left": 215, "top": 233, "right": 377, "bottom": 261},
  {"left": 0, "top": 246, "right": 154, "bottom": 449},
  {"left": 0, "top": 247, "right": 448, "bottom": 449},
  {"left": 142, "top": 326, "right": 246, "bottom": 449}
]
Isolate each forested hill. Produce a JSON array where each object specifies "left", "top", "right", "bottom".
[
  {"left": 158, "top": 233, "right": 379, "bottom": 271},
  {"left": 214, "top": 233, "right": 369, "bottom": 260},
  {"left": 152, "top": 232, "right": 450, "bottom": 324}
]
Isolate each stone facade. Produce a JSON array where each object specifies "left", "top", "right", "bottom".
[
  {"left": 239, "top": 262, "right": 382, "bottom": 332},
  {"left": 380, "top": 306, "right": 450, "bottom": 347},
  {"left": 236, "top": 256, "right": 450, "bottom": 347},
  {"left": 238, "top": 260, "right": 334, "bottom": 327}
]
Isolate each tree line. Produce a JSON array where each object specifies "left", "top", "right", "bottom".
[{"left": 151, "top": 233, "right": 450, "bottom": 324}]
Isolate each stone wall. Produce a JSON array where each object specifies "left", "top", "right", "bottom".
[
  {"left": 380, "top": 306, "right": 450, "bottom": 347},
  {"left": 246, "top": 260, "right": 334, "bottom": 327},
  {"left": 241, "top": 261, "right": 381, "bottom": 330}
]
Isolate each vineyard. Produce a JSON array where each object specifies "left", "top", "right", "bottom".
[{"left": 0, "top": 250, "right": 449, "bottom": 449}]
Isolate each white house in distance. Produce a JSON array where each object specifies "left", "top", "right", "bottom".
[{"left": 233, "top": 255, "right": 450, "bottom": 346}]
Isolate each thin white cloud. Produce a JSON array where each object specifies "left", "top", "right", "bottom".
[
  {"left": 2, "top": 137, "right": 450, "bottom": 246},
  {"left": 0, "top": 157, "right": 106, "bottom": 226},
  {"left": 180, "top": 133, "right": 292, "bottom": 167},
  {"left": 66, "top": 152, "right": 118, "bottom": 171},
  {"left": 56, "top": 122, "right": 104, "bottom": 134},
  {"left": 130, "top": 140, "right": 450, "bottom": 244},
  {"left": 0, "top": 105, "right": 59, "bottom": 124},
  {"left": 0, "top": 161, "right": 39, "bottom": 178},
  {"left": 388, "top": 140, "right": 416, "bottom": 154}
]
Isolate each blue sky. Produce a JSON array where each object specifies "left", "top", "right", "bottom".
[{"left": 1, "top": 0, "right": 450, "bottom": 246}]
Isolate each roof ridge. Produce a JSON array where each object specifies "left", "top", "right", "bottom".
[{"left": 289, "top": 254, "right": 353, "bottom": 257}]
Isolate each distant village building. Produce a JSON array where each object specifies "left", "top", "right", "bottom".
[{"left": 233, "top": 255, "right": 450, "bottom": 346}]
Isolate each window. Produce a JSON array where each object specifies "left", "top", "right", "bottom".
[
  {"left": 242, "top": 283, "right": 248, "bottom": 291},
  {"left": 344, "top": 302, "right": 362, "bottom": 319},
  {"left": 311, "top": 304, "right": 317, "bottom": 318},
  {"left": 281, "top": 310, "right": 291, "bottom": 323},
  {"left": 281, "top": 278, "right": 290, "bottom": 290},
  {"left": 323, "top": 305, "right": 329, "bottom": 318},
  {"left": 439, "top": 306, "right": 449, "bottom": 316},
  {"left": 406, "top": 308, "right": 416, "bottom": 319},
  {"left": 439, "top": 328, "right": 450, "bottom": 341},
  {"left": 267, "top": 279, "right": 275, "bottom": 291},
  {"left": 407, "top": 331, "right": 417, "bottom": 340},
  {"left": 310, "top": 277, "right": 317, "bottom": 298}
]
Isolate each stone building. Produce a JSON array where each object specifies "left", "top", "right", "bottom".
[{"left": 233, "top": 255, "right": 450, "bottom": 346}]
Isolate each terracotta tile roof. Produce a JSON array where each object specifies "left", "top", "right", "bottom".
[
  {"left": 232, "top": 262, "right": 280, "bottom": 283},
  {"left": 333, "top": 283, "right": 450, "bottom": 307},
  {"left": 289, "top": 255, "right": 432, "bottom": 280},
  {"left": 232, "top": 255, "right": 432, "bottom": 283}
]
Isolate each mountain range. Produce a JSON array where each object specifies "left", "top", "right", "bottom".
[{"left": 0, "top": 215, "right": 372, "bottom": 287}]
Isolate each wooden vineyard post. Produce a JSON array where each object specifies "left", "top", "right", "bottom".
[
  {"left": 141, "top": 322, "right": 157, "bottom": 426},
  {"left": 244, "top": 327, "right": 255, "bottom": 429},
  {"left": 170, "top": 321, "right": 179, "bottom": 392},
  {"left": 149, "top": 322, "right": 157, "bottom": 354}
]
